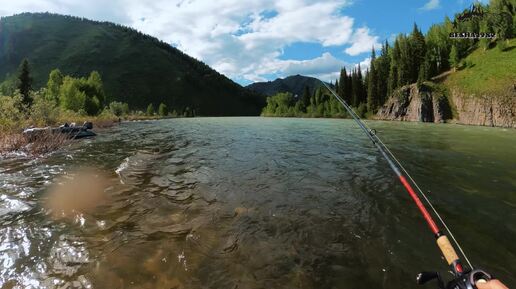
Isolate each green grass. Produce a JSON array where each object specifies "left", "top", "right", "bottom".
[{"left": 444, "top": 38, "right": 516, "bottom": 96}]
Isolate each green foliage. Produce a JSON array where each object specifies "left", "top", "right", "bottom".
[
  {"left": 262, "top": 92, "right": 296, "bottom": 117},
  {"left": 158, "top": 103, "right": 168, "bottom": 117},
  {"left": 46, "top": 69, "right": 63, "bottom": 102},
  {"left": 367, "top": 47, "right": 379, "bottom": 113},
  {"left": 261, "top": 88, "right": 349, "bottom": 118},
  {"left": 53, "top": 71, "right": 106, "bottom": 115},
  {"left": 0, "top": 13, "right": 264, "bottom": 116},
  {"left": 59, "top": 76, "right": 86, "bottom": 112},
  {"left": 0, "top": 93, "right": 27, "bottom": 131},
  {"left": 449, "top": 45, "right": 460, "bottom": 69},
  {"left": 146, "top": 103, "right": 155, "bottom": 116},
  {"left": 445, "top": 38, "right": 516, "bottom": 95},
  {"left": 0, "top": 77, "right": 17, "bottom": 96},
  {"left": 17, "top": 59, "right": 33, "bottom": 106},
  {"left": 109, "top": 101, "right": 129, "bottom": 117},
  {"left": 30, "top": 91, "right": 60, "bottom": 126}
]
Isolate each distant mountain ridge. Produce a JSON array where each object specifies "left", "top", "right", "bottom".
[
  {"left": 247, "top": 75, "right": 327, "bottom": 97},
  {"left": 0, "top": 13, "right": 265, "bottom": 115}
]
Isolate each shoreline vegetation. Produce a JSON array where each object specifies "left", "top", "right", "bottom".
[{"left": 0, "top": 62, "right": 188, "bottom": 158}]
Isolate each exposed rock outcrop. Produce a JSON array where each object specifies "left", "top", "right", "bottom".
[
  {"left": 450, "top": 88, "right": 515, "bottom": 128},
  {"left": 376, "top": 84, "right": 452, "bottom": 123},
  {"left": 376, "top": 83, "right": 515, "bottom": 128}
]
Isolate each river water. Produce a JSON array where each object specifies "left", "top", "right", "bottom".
[{"left": 0, "top": 117, "right": 515, "bottom": 289}]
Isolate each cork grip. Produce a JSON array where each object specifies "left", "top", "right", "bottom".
[{"left": 436, "top": 235, "right": 460, "bottom": 265}]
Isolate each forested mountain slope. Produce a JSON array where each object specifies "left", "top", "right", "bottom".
[{"left": 0, "top": 13, "right": 265, "bottom": 115}]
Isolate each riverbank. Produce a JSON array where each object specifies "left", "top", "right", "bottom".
[{"left": 0, "top": 114, "right": 175, "bottom": 158}]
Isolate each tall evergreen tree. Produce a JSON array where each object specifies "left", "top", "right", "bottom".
[
  {"left": 17, "top": 58, "right": 33, "bottom": 106},
  {"left": 377, "top": 40, "right": 391, "bottom": 105},
  {"left": 338, "top": 68, "right": 348, "bottom": 101},
  {"left": 367, "top": 47, "right": 379, "bottom": 112},
  {"left": 411, "top": 23, "right": 427, "bottom": 81},
  {"left": 300, "top": 85, "right": 311, "bottom": 111}
]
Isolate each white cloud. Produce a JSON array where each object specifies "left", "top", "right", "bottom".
[
  {"left": 356, "top": 57, "right": 371, "bottom": 72},
  {"left": 267, "top": 52, "right": 347, "bottom": 81},
  {"left": 0, "top": 0, "right": 379, "bottom": 83},
  {"left": 344, "top": 27, "right": 380, "bottom": 56},
  {"left": 420, "top": 0, "right": 440, "bottom": 11}
]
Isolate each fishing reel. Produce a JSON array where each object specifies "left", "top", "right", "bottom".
[{"left": 417, "top": 269, "right": 492, "bottom": 289}]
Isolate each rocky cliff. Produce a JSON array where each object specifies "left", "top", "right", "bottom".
[{"left": 376, "top": 83, "right": 515, "bottom": 128}]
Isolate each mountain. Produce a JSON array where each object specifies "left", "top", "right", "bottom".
[
  {"left": 0, "top": 13, "right": 265, "bottom": 116},
  {"left": 247, "top": 75, "right": 326, "bottom": 97}
]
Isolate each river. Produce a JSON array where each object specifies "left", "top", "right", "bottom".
[{"left": 0, "top": 117, "right": 515, "bottom": 289}]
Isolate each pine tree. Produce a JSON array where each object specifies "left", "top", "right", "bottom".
[
  {"left": 301, "top": 85, "right": 311, "bottom": 111},
  {"left": 377, "top": 40, "right": 391, "bottom": 105},
  {"left": 411, "top": 23, "right": 427, "bottom": 82},
  {"left": 17, "top": 59, "right": 33, "bottom": 106},
  {"left": 367, "top": 47, "right": 379, "bottom": 112},
  {"left": 338, "top": 68, "right": 347, "bottom": 100}
]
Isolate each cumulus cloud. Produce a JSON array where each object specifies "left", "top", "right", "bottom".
[
  {"left": 0, "top": 0, "right": 379, "bottom": 83},
  {"left": 344, "top": 27, "right": 380, "bottom": 56},
  {"left": 420, "top": 0, "right": 440, "bottom": 11}
]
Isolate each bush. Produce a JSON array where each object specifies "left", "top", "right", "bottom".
[
  {"left": 496, "top": 40, "right": 508, "bottom": 51},
  {"left": 30, "top": 92, "right": 60, "bottom": 126},
  {"left": 158, "top": 103, "right": 168, "bottom": 117},
  {"left": 0, "top": 93, "right": 27, "bottom": 132},
  {"left": 146, "top": 103, "right": 154, "bottom": 116},
  {"left": 109, "top": 101, "right": 129, "bottom": 117},
  {"left": 356, "top": 103, "right": 367, "bottom": 118}
]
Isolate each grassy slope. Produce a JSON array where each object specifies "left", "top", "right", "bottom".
[
  {"left": 0, "top": 13, "right": 265, "bottom": 115},
  {"left": 444, "top": 38, "right": 516, "bottom": 95}
]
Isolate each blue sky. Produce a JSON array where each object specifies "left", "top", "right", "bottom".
[{"left": 0, "top": 0, "right": 486, "bottom": 85}]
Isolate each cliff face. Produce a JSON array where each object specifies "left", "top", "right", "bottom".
[
  {"left": 376, "top": 84, "right": 516, "bottom": 128},
  {"left": 450, "top": 89, "right": 515, "bottom": 128}
]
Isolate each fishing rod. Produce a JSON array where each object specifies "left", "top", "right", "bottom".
[{"left": 320, "top": 81, "right": 493, "bottom": 289}]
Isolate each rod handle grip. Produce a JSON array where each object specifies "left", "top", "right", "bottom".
[{"left": 436, "top": 235, "right": 460, "bottom": 265}]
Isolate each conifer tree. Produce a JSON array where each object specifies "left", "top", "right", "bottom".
[
  {"left": 17, "top": 59, "right": 33, "bottom": 106},
  {"left": 367, "top": 47, "right": 379, "bottom": 112}
]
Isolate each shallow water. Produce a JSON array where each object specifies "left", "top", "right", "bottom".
[{"left": 0, "top": 117, "right": 515, "bottom": 289}]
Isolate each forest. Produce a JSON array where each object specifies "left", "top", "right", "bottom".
[
  {"left": 262, "top": 0, "right": 515, "bottom": 118},
  {"left": 0, "top": 59, "right": 176, "bottom": 134}
]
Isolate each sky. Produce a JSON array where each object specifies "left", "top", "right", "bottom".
[{"left": 0, "top": 0, "right": 486, "bottom": 85}]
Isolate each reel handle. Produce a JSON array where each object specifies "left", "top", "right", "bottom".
[{"left": 417, "top": 269, "right": 492, "bottom": 289}]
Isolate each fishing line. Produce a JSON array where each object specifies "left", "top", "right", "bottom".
[{"left": 320, "top": 81, "right": 474, "bottom": 271}]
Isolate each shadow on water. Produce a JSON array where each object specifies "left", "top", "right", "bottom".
[{"left": 0, "top": 118, "right": 515, "bottom": 288}]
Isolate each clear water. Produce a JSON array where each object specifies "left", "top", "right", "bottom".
[{"left": 0, "top": 117, "right": 515, "bottom": 289}]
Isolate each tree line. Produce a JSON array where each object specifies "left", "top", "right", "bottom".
[
  {"left": 262, "top": 0, "right": 514, "bottom": 118},
  {"left": 0, "top": 59, "right": 183, "bottom": 132}
]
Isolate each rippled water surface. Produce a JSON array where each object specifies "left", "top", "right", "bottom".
[{"left": 1, "top": 117, "right": 515, "bottom": 289}]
